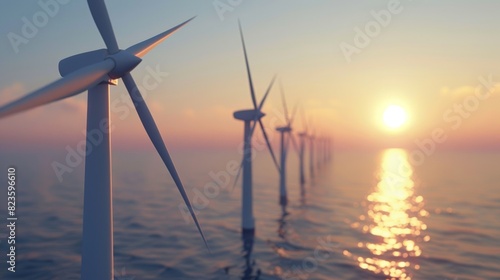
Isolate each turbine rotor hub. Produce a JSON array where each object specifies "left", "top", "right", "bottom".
[{"left": 107, "top": 50, "right": 142, "bottom": 79}]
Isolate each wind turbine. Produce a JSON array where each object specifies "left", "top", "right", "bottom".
[
  {"left": 316, "top": 133, "right": 324, "bottom": 170},
  {"left": 298, "top": 132, "right": 307, "bottom": 186},
  {"left": 327, "top": 136, "right": 333, "bottom": 162},
  {"left": 297, "top": 109, "right": 309, "bottom": 186},
  {"left": 0, "top": 1, "right": 207, "bottom": 279},
  {"left": 309, "top": 126, "right": 316, "bottom": 179},
  {"left": 323, "top": 136, "right": 330, "bottom": 164},
  {"left": 233, "top": 21, "right": 279, "bottom": 238},
  {"left": 275, "top": 82, "right": 298, "bottom": 207}
]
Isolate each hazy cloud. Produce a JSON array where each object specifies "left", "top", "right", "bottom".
[
  {"left": 441, "top": 84, "right": 500, "bottom": 99},
  {"left": 56, "top": 97, "right": 86, "bottom": 113}
]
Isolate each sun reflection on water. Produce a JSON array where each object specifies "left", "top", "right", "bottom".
[{"left": 353, "top": 149, "right": 430, "bottom": 280}]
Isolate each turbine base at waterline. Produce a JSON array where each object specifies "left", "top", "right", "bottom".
[{"left": 276, "top": 126, "right": 291, "bottom": 207}]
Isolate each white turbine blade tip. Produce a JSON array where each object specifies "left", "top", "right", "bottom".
[{"left": 127, "top": 16, "right": 196, "bottom": 58}]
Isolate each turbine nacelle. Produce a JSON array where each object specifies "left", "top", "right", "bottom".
[
  {"left": 233, "top": 109, "right": 265, "bottom": 121},
  {"left": 59, "top": 49, "right": 108, "bottom": 77},
  {"left": 276, "top": 126, "right": 292, "bottom": 133},
  {"left": 59, "top": 49, "right": 142, "bottom": 83}
]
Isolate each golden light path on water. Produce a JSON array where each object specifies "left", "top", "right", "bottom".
[{"left": 347, "top": 149, "right": 430, "bottom": 280}]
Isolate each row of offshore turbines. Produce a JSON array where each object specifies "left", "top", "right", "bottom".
[
  {"left": 0, "top": 1, "right": 332, "bottom": 279},
  {"left": 233, "top": 20, "right": 333, "bottom": 237}
]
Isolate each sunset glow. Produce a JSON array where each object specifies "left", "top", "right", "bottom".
[
  {"left": 1, "top": 1, "right": 500, "bottom": 151},
  {"left": 382, "top": 105, "right": 408, "bottom": 130}
]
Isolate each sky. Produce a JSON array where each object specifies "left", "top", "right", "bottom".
[{"left": 1, "top": 0, "right": 500, "bottom": 152}]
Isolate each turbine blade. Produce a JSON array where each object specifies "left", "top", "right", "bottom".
[
  {"left": 305, "top": 112, "right": 311, "bottom": 136},
  {"left": 0, "top": 59, "right": 115, "bottom": 119},
  {"left": 238, "top": 20, "right": 258, "bottom": 109},
  {"left": 248, "top": 120, "right": 259, "bottom": 140},
  {"left": 301, "top": 106, "right": 308, "bottom": 133},
  {"left": 127, "top": 17, "right": 196, "bottom": 58},
  {"left": 258, "top": 75, "right": 277, "bottom": 111},
  {"left": 290, "top": 133, "right": 300, "bottom": 156},
  {"left": 232, "top": 118, "right": 259, "bottom": 191},
  {"left": 233, "top": 119, "right": 281, "bottom": 190},
  {"left": 289, "top": 102, "right": 299, "bottom": 127},
  {"left": 244, "top": 74, "right": 277, "bottom": 143},
  {"left": 87, "top": 0, "right": 119, "bottom": 53},
  {"left": 122, "top": 73, "right": 209, "bottom": 250},
  {"left": 280, "top": 80, "right": 290, "bottom": 124},
  {"left": 258, "top": 119, "right": 280, "bottom": 172},
  {"left": 285, "top": 132, "right": 291, "bottom": 156},
  {"left": 246, "top": 75, "right": 276, "bottom": 142},
  {"left": 231, "top": 158, "right": 244, "bottom": 191}
]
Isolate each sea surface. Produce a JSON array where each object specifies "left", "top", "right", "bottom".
[{"left": 0, "top": 148, "right": 499, "bottom": 280}]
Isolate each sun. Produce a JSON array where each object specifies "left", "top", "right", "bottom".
[{"left": 382, "top": 105, "right": 407, "bottom": 129}]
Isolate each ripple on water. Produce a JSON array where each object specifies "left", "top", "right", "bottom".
[{"left": 3, "top": 150, "right": 500, "bottom": 279}]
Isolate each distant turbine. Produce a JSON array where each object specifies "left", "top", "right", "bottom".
[
  {"left": 317, "top": 134, "right": 325, "bottom": 169},
  {"left": 309, "top": 128, "right": 316, "bottom": 179},
  {"left": 324, "top": 138, "right": 328, "bottom": 164},
  {"left": 0, "top": 1, "right": 207, "bottom": 279},
  {"left": 233, "top": 21, "right": 279, "bottom": 237},
  {"left": 323, "top": 136, "right": 330, "bottom": 164},
  {"left": 298, "top": 132, "right": 308, "bottom": 185},
  {"left": 276, "top": 82, "right": 298, "bottom": 206},
  {"left": 328, "top": 136, "right": 333, "bottom": 162},
  {"left": 297, "top": 109, "right": 309, "bottom": 186},
  {"left": 315, "top": 134, "right": 322, "bottom": 170}
]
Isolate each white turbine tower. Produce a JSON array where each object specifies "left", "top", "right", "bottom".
[
  {"left": 275, "top": 82, "right": 298, "bottom": 206},
  {"left": 233, "top": 21, "right": 280, "bottom": 237},
  {"left": 0, "top": 1, "right": 207, "bottom": 279}
]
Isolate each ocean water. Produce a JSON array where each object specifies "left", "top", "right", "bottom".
[{"left": 0, "top": 148, "right": 499, "bottom": 280}]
